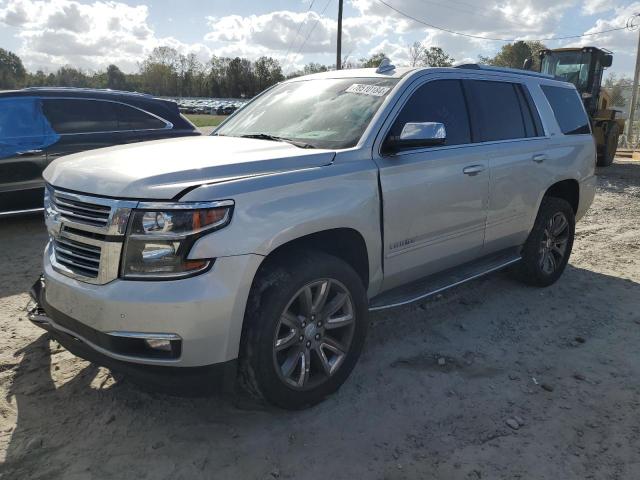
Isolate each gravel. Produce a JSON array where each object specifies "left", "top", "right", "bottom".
[{"left": 1, "top": 159, "right": 639, "bottom": 479}]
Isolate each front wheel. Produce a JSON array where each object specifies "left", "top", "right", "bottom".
[
  {"left": 597, "top": 123, "right": 619, "bottom": 167},
  {"left": 515, "top": 197, "right": 575, "bottom": 287},
  {"left": 240, "top": 251, "right": 368, "bottom": 409}
]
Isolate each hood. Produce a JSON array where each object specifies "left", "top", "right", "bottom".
[{"left": 43, "top": 135, "right": 335, "bottom": 199}]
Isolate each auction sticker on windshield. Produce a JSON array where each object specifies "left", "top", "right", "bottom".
[{"left": 345, "top": 84, "right": 391, "bottom": 96}]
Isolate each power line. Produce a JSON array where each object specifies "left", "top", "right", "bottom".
[
  {"left": 283, "top": 0, "right": 316, "bottom": 63},
  {"left": 293, "top": 0, "right": 334, "bottom": 60},
  {"left": 377, "top": 0, "right": 636, "bottom": 43}
]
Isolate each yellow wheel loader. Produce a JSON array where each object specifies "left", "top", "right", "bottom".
[{"left": 537, "top": 47, "right": 625, "bottom": 167}]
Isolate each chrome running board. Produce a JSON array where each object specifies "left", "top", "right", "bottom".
[{"left": 369, "top": 248, "right": 521, "bottom": 311}]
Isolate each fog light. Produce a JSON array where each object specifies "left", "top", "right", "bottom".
[{"left": 145, "top": 338, "right": 172, "bottom": 352}]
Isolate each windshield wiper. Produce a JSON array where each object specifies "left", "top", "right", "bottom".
[{"left": 238, "top": 133, "right": 315, "bottom": 149}]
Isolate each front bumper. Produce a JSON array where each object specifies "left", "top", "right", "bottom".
[
  {"left": 36, "top": 246, "right": 263, "bottom": 368},
  {"left": 29, "top": 279, "right": 237, "bottom": 393}
]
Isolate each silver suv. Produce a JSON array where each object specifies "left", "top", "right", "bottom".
[{"left": 30, "top": 63, "right": 596, "bottom": 408}]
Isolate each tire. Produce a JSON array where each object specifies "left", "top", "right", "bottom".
[
  {"left": 515, "top": 197, "right": 575, "bottom": 287},
  {"left": 597, "top": 123, "right": 619, "bottom": 167},
  {"left": 239, "top": 250, "right": 368, "bottom": 409}
]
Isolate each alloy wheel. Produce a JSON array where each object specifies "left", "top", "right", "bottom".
[
  {"left": 272, "top": 279, "right": 356, "bottom": 390},
  {"left": 539, "top": 212, "right": 570, "bottom": 275}
]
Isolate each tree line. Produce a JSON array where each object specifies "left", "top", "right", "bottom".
[{"left": 0, "top": 41, "right": 631, "bottom": 105}]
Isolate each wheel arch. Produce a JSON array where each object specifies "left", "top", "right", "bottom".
[
  {"left": 254, "top": 228, "right": 371, "bottom": 290},
  {"left": 543, "top": 178, "right": 580, "bottom": 214}
]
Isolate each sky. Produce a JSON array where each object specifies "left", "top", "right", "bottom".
[{"left": 0, "top": 0, "right": 638, "bottom": 78}]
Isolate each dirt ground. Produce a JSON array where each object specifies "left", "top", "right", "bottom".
[{"left": 1, "top": 159, "right": 639, "bottom": 480}]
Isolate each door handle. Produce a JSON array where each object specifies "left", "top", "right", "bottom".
[
  {"left": 532, "top": 154, "right": 547, "bottom": 163},
  {"left": 463, "top": 164, "right": 486, "bottom": 176},
  {"left": 17, "top": 149, "right": 43, "bottom": 156}
]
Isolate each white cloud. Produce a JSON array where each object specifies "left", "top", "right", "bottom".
[
  {"left": 582, "top": 0, "right": 613, "bottom": 16},
  {"left": 0, "top": 0, "right": 211, "bottom": 72},
  {"left": 569, "top": 3, "right": 640, "bottom": 77},
  {"left": 0, "top": 0, "right": 638, "bottom": 77}
]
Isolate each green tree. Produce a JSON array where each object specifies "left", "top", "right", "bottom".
[
  {"left": 139, "top": 46, "right": 180, "bottom": 96},
  {"left": 407, "top": 43, "right": 455, "bottom": 67},
  {"left": 480, "top": 41, "right": 546, "bottom": 70},
  {"left": 254, "top": 56, "right": 284, "bottom": 92},
  {"left": 424, "top": 47, "right": 454, "bottom": 67},
  {"left": 604, "top": 74, "right": 632, "bottom": 108},
  {"left": 0, "top": 48, "right": 26, "bottom": 88},
  {"left": 106, "top": 64, "right": 127, "bottom": 90},
  {"left": 53, "top": 67, "right": 90, "bottom": 87},
  {"left": 360, "top": 52, "right": 387, "bottom": 68}
]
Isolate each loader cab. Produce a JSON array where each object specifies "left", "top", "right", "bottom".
[{"left": 538, "top": 47, "right": 613, "bottom": 116}]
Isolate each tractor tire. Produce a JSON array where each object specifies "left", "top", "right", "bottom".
[{"left": 597, "top": 123, "right": 619, "bottom": 167}]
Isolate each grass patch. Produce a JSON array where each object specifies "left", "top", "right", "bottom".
[{"left": 185, "top": 114, "right": 227, "bottom": 128}]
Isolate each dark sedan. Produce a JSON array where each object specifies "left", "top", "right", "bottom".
[{"left": 0, "top": 88, "right": 199, "bottom": 215}]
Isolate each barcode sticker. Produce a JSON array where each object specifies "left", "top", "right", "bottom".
[{"left": 345, "top": 84, "right": 391, "bottom": 96}]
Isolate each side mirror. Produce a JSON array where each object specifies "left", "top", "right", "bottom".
[
  {"left": 386, "top": 122, "right": 446, "bottom": 150},
  {"left": 602, "top": 54, "right": 613, "bottom": 68}
]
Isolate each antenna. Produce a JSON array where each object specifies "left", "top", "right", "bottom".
[{"left": 376, "top": 58, "right": 395, "bottom": 74}]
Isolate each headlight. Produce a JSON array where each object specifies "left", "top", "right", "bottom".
[{"left": 121, "top": 201, "right": 233, "bottom": 279}]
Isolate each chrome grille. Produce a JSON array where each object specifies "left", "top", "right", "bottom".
[
  {"left": 52, "top": 191, "right": 112, "bottom": 227},
  {"left": 45, "top": 186, "right": 138, "bottom": 284},
  {"left": 53, "top": 236, "right": 101, "bottom": 278}
]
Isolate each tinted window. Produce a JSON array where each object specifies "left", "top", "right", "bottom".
[
  {"left": 114, "top": 104, "right": 167, "bottom": 130},
  {"left": 464, "top": 80, "right": 527, "bottom": 142},
  {"left": 389, "top": 80, "right": 471, "bottom": 147},
  {"left": 519, "top": 84, "right": 544, "bottom": 136},
  {"left": 43, "top": 99, "right": 118, "bottom": 134},
  {"left": 541, "top": 85, "right": 591, "bottom": 135}
]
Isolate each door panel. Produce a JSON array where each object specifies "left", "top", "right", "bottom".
[
  {"left": 0, "top": 97, "right": 53, "bottom": 212},
  {"left": 0, "top": 143, "right": 49, "bottom": 212},
  {"left": 462, "top": 79, "right": 550, "bottom": 253},
  {"left": 483, "top": 139, "right": 549, "bottom": 251},
  {"left": 377, "top": 147, "right": 489, "bottom": 291},
  {"left": 374, "top": 78, "right": 489, "bottom": 291}
]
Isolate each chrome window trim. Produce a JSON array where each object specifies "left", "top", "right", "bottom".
[{"left": 39, "top": 96, "right": 174, "bottom": 135}]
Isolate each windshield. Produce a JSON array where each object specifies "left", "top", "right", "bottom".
[
  {"left": 215, "top": 78, "right": 398, "bottom": 149},
  {"left": 541, "top": 51, "right": 590, "bottom": 92}
]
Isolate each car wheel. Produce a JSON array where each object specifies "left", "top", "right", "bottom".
[
  {"left": 240, "top": 250, "right": 368, "bottom": 409},
  {"left": 515, "top": 197, "right": 575, "bottom": 287},
  {"left": 597, "top": 123, "right": 619, "bottom": 167}
]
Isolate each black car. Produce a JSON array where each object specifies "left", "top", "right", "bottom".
[{"left": 0, "top": 88, "right": 199, "bottom": 215}]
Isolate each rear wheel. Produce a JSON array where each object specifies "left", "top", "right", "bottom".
[
  {"left": 515, "top": 197, "right": 575, "bottom": 287},
  {"left": 597, "top": 123, "right": 619, "bottom": 167},
  {"left": 240, "top": 251, "right": 368, "bottom": 409}
]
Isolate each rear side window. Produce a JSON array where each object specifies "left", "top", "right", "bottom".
[
  {"left": 43, "top": 99, "right": 118, "bottom": 134},
  {"left": 114, "top": 104, "right": 167, "bottom": 131},
  {"left": 389, "top": 79, "right": 471, "bottom": 146},
  {"left": 541, "top": 85, "right": 591, "bottom": 135},
  {"left": 464, "top": 80, "right": 530, "bottom": 142}
]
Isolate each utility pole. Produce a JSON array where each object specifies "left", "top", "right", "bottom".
[
  {"left": 627, "top": 15, "right": 640, "bottom": 145},
  {"left": 336, "top": 0, "right": 343, "bottom": 70}
]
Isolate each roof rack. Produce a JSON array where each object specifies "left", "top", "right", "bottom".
[
  {"left": 22, "top": 87, "right": 154, "bottom": 97},
  {"left": 454, "top": 64, "right": 555, "bottom": 79}
]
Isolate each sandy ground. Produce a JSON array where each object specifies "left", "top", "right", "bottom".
[{"left": 1, "top": 159, "right": 639, "bottom": 480}]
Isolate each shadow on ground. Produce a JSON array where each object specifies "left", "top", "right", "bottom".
[{"left": 3, "top": 263, "right": 640, "bottom": 479}]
